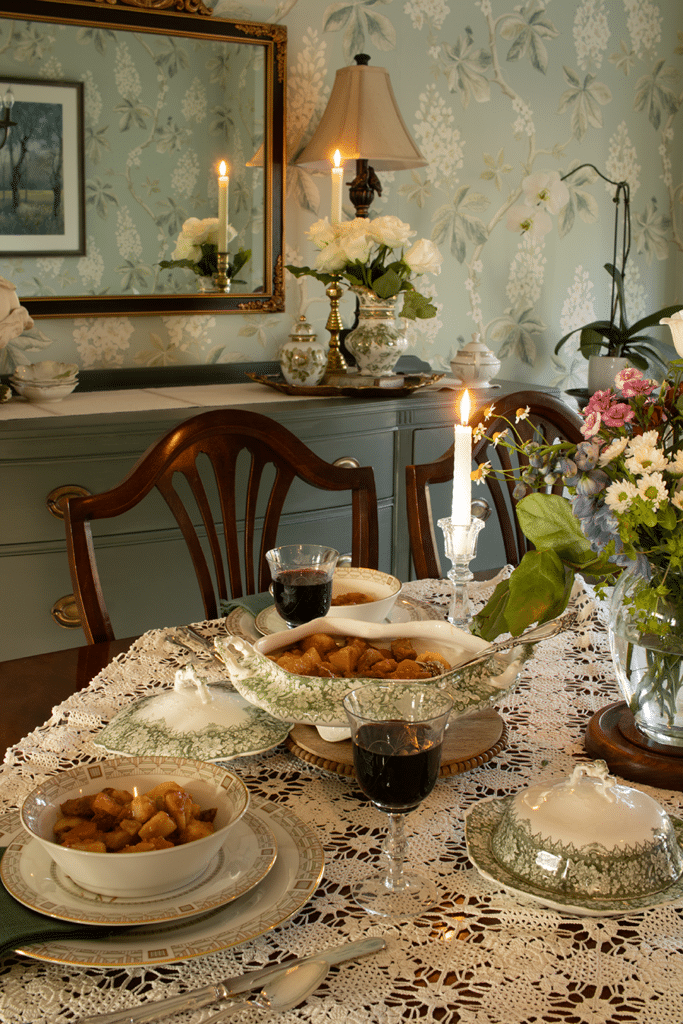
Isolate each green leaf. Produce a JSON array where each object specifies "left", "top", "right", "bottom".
[
  {"left": 516, "top": 493, "right": 591, "bottom": 563},
  {"left": 372, "top": 267, "right": 402, "bottom": 300},
  {"left": 470, "top": 579, "right": 512, "bottom": 641},
  {"left": 506, "top": 550, "right": 573, "bottom": 635},
  {"left": 400, "top": 290, "right": 436, "bottom": 320}
]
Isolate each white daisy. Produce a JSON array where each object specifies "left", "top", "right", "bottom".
[
  {"left": 604, "top": 479, "right": 639, "bottom": 513},
  {"left": 669, "top": 450, "right": 683, "bottom": 475},
  {"left": 598, "top": 437, "right": 628, "bottom": 466},
  {"left": 637, "top": 472, "right": 668, "bottom": 508},
  {"left": 625, "top": 446, "right": 670, "bottom": 475}
]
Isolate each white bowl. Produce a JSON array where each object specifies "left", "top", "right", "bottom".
[
  {"left": 21, "top": 756, "right": 250, "bottom": 897},
  {"left": 10, "top": 378, "right": 78, "bottom": 402},
  {"left": 12, "top": 361, "right": 79, "bottom": 382},
  {"left": 490, "top": 760, "right": 683, "bottom": 899},
  {"left": 327, "top": 566, "right": 401, "bottom": 623}
]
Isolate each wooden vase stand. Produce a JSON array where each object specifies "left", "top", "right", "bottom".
[
  {"left": 286, "top": 706, "right": 506, "bottom": 779},
  {"left": 584, "top": 701, "right": 683, "bottom": 791}
]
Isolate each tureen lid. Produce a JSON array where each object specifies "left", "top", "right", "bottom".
[
  {"left": 288, "top": 315, "right": 317, "bottom": 342},
  {"left": 512, "top": 760, "right": 673, "bottom": 850},
  {"left": 453, "top": 333, "right": 500, "bottom": 366}
]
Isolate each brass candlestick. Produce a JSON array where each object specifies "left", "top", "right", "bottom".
[
  {"left": 213, "top": 252, "right": 231, "bottom": 293},
  {"left": 325, "top": 276, "right": 347, "bottom": 373}
]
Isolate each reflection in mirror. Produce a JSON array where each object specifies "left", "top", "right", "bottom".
[{"left": 0, "top": 1, "right": 285, "bottom": 317}]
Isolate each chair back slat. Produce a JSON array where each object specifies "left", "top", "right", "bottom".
[{"left": 65, "top": 408, "right": 379, "bottom": 644}]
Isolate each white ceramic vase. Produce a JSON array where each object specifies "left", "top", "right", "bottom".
[{"left": 279, "top": 316, "right": 327, "bottom": 386}]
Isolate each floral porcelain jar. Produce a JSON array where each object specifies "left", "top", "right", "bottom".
[
  {"left": 279, "top": 316, "right": 327, "bottom": 386},
  {"left": 450, "top": 334, "right": 501, "bottom": 387},
  {"left": 344, "top": 287, "right": 408, "bottom": 377}
]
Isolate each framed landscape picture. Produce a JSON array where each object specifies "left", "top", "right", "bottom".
[{"left": 0, "top": 77, "right": 85, "bottom": 256}]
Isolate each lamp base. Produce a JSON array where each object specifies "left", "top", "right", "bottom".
[{"left": 348, "top": 158, "right": 382, "bottom": 218}]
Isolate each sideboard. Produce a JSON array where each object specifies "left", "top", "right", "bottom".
[{"left": 1, "top": 377, "right": 562, "bottom": 659}]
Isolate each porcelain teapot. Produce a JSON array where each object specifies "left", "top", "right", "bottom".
[{"left": 451, "top": 333, "right": 501, "bottom": 387}]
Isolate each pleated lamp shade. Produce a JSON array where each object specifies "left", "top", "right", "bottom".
[{"left": 295, "top": 60, "right": 426, "bottom": 172}]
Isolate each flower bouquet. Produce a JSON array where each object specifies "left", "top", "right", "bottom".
[
  {"left": 472, "top": 363, "right": 683, "bottom": 743},
  {"left": 286, "top": 215, "right": 442, "bottom": 320},
  {"left": 159, "top": 217, "right": 250, "bottom": 282}
]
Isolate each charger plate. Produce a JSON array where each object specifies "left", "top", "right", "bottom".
[
  {"left": 253, "top": 594, "right": 442, "bottom": 637},
  {"left": 465, "top": 795, "right": 683, "bottom": 917},
  {"left": 1, "top": 810, "right": 277, "bottom": 927},
  {"left": 4, "top": 798, "right": 324, "bottom": 966},
  {"left": 246, "top": 371, "right": 444, "bottom": 397}
]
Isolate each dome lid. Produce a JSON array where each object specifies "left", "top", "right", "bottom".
[{"left": 289, "top": 315, "right": 317, "bottom": 341}]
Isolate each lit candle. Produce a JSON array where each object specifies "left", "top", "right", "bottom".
[
  {"left": 217, "top": 160, "right": 229, "bottom": 251},
  {"left": 330, "top": 149, "right": 343, "bottom": 225},
  {"left": 451, "top": 389, "right": 472, "bottom": 527}
]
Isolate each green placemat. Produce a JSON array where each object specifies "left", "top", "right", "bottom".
[
  {"left": 0, "top": 847, "right": 120, "bottom": 960},
  {"left": 220, "top": 592, "right": 273, "bottom": 618}
]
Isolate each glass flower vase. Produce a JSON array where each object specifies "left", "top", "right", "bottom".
[
  {"left": 609, "top": 562, "right": 683, "bottom": 747},
  {"left": 344, "top": 287, "right": 408, "bottom": 377}
]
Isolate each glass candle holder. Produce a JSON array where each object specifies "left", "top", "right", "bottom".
[{"left": 437, "top": 512, "right": 487, "bottom": 629}]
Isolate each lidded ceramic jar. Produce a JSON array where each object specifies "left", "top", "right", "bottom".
[
  {"left": 490, "top": 760, "right": 683, "bottom": 899},
  {"left": 451, "top": 333, "right": 501, "bottom": 387},
  {"left": 279, "top": 315, "right": 327, "bottom": 386}
]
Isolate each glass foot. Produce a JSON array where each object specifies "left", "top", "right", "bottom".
[{"left": 351, "top": 870, "right": 439, "bottom": 918}]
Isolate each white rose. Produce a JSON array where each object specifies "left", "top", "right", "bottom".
[
  {"left": 339, "top": 232, "right": 374, "bottom": 265},
  {"left": 307, "top": 217, "right": 336, "bottom": 249},
  {"left": 314, "top": 242, "right": 347, "bottom": 274},
  {"left": 404, "top": 239, "right": 443, "bottom": 276},
  {"left": 368, "top": 215, "right": 414, "bottom": 249}
]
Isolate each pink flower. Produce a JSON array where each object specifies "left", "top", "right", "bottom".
[
  {"left": 602, "top": 403, "right": 636, "bottom": 428},
  {"left": 581, "top": 410, "right": 602, "bottom": 437},
  {"left": 585, "top": 389, "right": 614, "bottom": 414},
  {"left": 620, "top": 377, "right": 658, "bottom": 398},
  {"left": 614, "top": 367, "right": 643, "bottom": 389}
]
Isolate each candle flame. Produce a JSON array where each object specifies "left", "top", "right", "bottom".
[
  {"left": 219, "top": 160, "right": 228, "bottom": 176},
  {"left": 460, "top": 389, "right": 471, "bottom": 426},
  {"left": 333, "top": 149, "right": 342, "bottom": 168}
]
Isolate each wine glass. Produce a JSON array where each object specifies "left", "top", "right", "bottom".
[{"left": 343, "top": 682, "right": 453, "bottom": 918}]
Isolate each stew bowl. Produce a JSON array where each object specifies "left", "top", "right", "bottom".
[{"left": 20, "top": 756, "right": 250, "bottom": 897}]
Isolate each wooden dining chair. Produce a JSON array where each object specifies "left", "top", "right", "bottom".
[
  {"left": 406, "top": 390, "right": 584, "bottom": 579},
  {"left": 64, "top": 408, "right": 379, "bottom": 644}
]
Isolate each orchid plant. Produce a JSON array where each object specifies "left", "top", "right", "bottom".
[
  {"left": 159, "top": 217, "right": 250, "bottom": 281},
  {"left": 286, "top": 215, "right": 443, "bottom": 320}
]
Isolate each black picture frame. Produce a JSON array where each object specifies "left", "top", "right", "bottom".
[{"left": 0, "top": 76, "right": 85, "bottom": 257}]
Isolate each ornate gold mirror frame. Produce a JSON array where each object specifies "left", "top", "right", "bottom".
[{"left": 0, "top": 0, "right": 286, "bottom": 317}]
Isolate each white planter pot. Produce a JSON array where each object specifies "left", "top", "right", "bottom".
[{"left": 587, "top": 355, "right": 629, "bottom": 394}]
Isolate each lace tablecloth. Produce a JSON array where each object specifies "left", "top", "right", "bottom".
[{"left": 1, "top": 575, "right": 682, "bottom": 1024}]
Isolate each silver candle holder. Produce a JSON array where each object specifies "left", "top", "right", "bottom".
[{"left": 437, "top": 501, "right": 490, "bottom": 629}]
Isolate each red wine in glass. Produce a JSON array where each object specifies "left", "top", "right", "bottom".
[
  {"left": 272, "top": 567, "right": 332, "bottom": 626},
  {"left": 353, "top": 722, "right": 443, "bottom": 812}
]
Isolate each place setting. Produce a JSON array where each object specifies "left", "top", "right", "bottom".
[{"left": 0, "top": 756, "right": 325, "bottom": 969}]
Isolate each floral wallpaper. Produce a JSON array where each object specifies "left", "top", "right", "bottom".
[{"left": 1, "top": 0, "right": 682, "bottom": 390}]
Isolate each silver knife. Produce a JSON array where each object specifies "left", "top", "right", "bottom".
[{"left": 75, "top": 936, "right": 386, "bottom": 1024}]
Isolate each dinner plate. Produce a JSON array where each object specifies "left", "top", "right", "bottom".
[
  {"left": 4, "top": 797, "right": 324, "bottom": 966},
  {"left": 95, "top": 683, "right": 291, "bottom": 762},
  {"left": 1, "top": 810, "right": 277, "bottom": 927},
  {"left": 465, "top": 796, "right": 683, "bottom": 918},
  {"left": 250, "top": 594, "right": 443, "bottom": 638}
]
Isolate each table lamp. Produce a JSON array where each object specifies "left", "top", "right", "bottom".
[{"left": 294, "top": 54, "right": 427, "bottom": 218}]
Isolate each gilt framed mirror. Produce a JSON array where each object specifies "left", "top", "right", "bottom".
[{"left": 0, "top": 0, "right": 286, "bottom": 317}]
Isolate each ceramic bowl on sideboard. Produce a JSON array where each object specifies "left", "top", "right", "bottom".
[
  {"left": 10, "top": 378, "right": 78, "bottom": 402},
  {"left": 12, "top": 361, "right": 79, "bottom": 383},
  {"left": 327, "top": 566, "right": 402, "bottom": 623},
  {"left": 20, "top": 756, "right": 250, "bottom": 897}
]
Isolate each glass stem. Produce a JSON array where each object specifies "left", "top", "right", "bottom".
[{"left": 381, "top": 813, "right": 409, "bottom": 892}]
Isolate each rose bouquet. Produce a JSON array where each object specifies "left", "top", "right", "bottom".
[
  {"left": 286, "top": 215, "right": 442, "bottom": 320},
  {"left": 159, "top": 217, "right": 250, "bottom": 281},
  {"left": 472, "top": 363, "right": 683, "bottom": 737}
]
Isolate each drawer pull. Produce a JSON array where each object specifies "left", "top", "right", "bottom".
[
  {"left": 51, "top": 595, "right": 82, "bottom": 629},
  {"left": 46, "top": 485, "right": 92, "bottom": 519},
  {"left": 333, "top": 456, "right": 360, "bottom": 469}
]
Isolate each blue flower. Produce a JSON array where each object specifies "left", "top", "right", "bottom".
[{"left": 574, "top": 441, "right": 601, "bottom": 472}]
